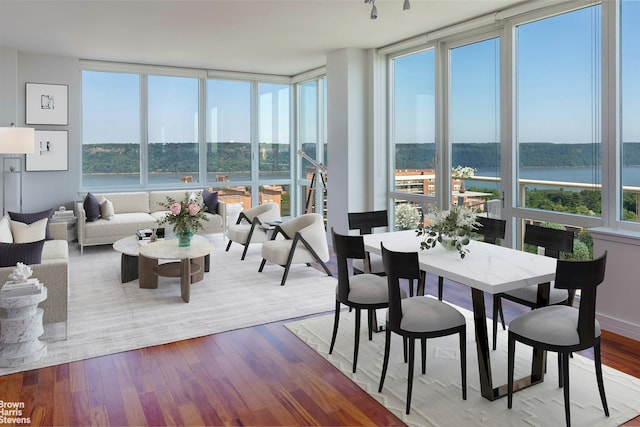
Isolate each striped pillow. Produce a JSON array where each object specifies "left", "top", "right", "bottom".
[{"left": 0, "top": 240, "right": 45, "bottom": 268}]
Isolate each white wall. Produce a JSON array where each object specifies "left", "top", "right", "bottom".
[
  {"left": 591, "top": 227, "right": 640, "bottom": 341},
  {"left": 0, "top": 48, "right": 81, "bottom": 214}
]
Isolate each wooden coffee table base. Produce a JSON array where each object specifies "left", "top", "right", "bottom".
[{"left": 139, "top": 255, "right": 206, "bottom": 303}]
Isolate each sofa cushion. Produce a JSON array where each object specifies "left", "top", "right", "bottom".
[
  {"left": 93, "top": 192, "right": 151, "bottom": 214},
  {"left": 11, "top": 217, "right": 49, "bottom": 243},
  {"left": 41, "top": 239, "right": 69, "bottom": 263},
  {"left": 99, "top": 197, "right": 115, "bottom": 220},
  {"left": 9, "top": 208, "right": 53, "bottom": 240},
  {"left": 84, "top": 212, "right": 158, "bottom": 239},
  {"left": 202, "top": 190, "right": 218, "bottom": 214},
  {"left": 0, "top": 239, "right": 46, "bottom": 267},
  {"left": 0, "top": 216, "right": 12, "bottom": 243},
  {"left": 84, "top": 192, "right": 101, "bottom": 222}
]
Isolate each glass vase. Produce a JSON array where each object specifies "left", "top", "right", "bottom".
[
  {"left": 440, "top": 234, "right": 458, "bottom": 251},
  {"left": 178, "top": 230, "right": 193, "bottom": 247}
]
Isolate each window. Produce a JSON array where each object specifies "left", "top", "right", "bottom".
[
  {"left": 620, "top": 0, "right": 640, "bottom": 222},
  {"left": 515, "top": 6, "right": 602, "bottom": 217},
  {"left": 148, "top": 75, "right": 199, "bottom": 185},
  {"left": 297, "top": 78, "right": 327, "bottom": 217},
  {"left": 82, "top": 71, "right": 141, "bottom": 188},
  {"left": 449, "top": 37, "right": 501, "bottom": 211},
  {"left": 258, "top": 83, "right": 290, "bottom": 180},
  {"left": 206, "top": 79, "right": 251, "bottom": 183}
]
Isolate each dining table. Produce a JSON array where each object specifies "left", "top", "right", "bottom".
[{"left": 362, "top": 229, "right": 558, "bottom": 401}]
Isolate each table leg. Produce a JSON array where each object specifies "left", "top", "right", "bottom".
[
  {"left": 180, "top": 258, "right": 191, "bottom": 303},
  {"left": 191, "top": 256, "right": 205, "bottom": 283},
  {"left": 471, "top": 288, "right": 498, "bottom": 400},
  {"left": 138, "top": 254, "right": 158, "bottom": 289},
  {"left": 472, "top": 285, "right": 549, "bottom": 401},
  {"left": 121, "top": 253, "right": 139, "bottom": 283}
]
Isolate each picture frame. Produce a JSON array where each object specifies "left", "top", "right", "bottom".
[
  {"left": 26, "top": 130, "right": 68, "bottom": 171},
  {"left": 25, "top": 83, "right": 69, "bottom": 125}
]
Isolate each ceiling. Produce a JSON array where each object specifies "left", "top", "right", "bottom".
[{"left": 1, "top": 0, "right": 527, "bottom": 77}]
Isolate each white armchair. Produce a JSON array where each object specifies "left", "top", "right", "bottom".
[
  {"left": 258, "top": 213, "right": 332, "bottom": 286},
  {"left": 225, "top": 202, "right": 281, "bottom": 260}
]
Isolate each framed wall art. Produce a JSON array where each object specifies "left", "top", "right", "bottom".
[
  {"left": 25, "top": 83, "right": 69, "bottom": 125},
  {"left": 26, "top": 130, "right": 68, "bottom": 171}
]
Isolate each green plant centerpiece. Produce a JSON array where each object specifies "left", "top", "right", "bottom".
[
  {"left": 395, "top": 203, "right": 421, "bottom": 230},
  {"left": 416, "top": 205, "right": 479, "bottom": 258},
  {"left": 157, "top": 192, "right": 209, "bottom": 246}
]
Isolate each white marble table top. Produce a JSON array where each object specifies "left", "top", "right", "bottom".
[
  {"left": 112, "top": 235, "right": 143, "bottom": 256},
  {"left": 363, "top": 230, "right": 557, "bottom": 294},
  {"left": 138, "top": 235, "right": 212, "bottom": 260}
]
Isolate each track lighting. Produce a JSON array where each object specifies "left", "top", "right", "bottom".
[{"left": 365, "top": 0, "right": 410, "bottom": 20}]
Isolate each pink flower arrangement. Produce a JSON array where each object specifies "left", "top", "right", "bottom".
[{"left": 157, "top": 192, "right": 209, "bottom": 235}]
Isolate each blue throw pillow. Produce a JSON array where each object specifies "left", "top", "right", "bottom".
[
  {"left": 202, "top": 190, "right": 218, "bottom": 214},
  {"left": 83, "top": 192, "right": 101, "bottom": 222},
  {"left": 0, "top": 240, "right": 45, "bottom": 268},
  {"left": 9, "top": 208, "right": 53, "bottom": 240}
]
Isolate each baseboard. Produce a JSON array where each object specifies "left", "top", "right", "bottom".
[{"left": 598, "top": 312, "right": 640, "bottom": 342}]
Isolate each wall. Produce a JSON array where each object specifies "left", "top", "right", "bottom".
[
  {"left": 0, "top": 48, "right": 81, "bottom": 214},
  {"left": 591, "top": 227, "right": 640, "bottom": 341}
]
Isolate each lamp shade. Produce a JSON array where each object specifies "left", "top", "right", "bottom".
[{"left": 0, "top": 127, "right": 35, "bottom": 154}]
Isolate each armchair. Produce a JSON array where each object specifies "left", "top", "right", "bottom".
[
  {"left": 258, "top": 213, "right": 332, "bottom": 286},
  {"left": 225, "top": 202, "right": 280, "bottom": 260}
]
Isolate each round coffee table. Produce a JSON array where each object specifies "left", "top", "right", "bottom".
[
  {"left": 113, "top": 235, "right": 212, "bottom": 284},
  {"left": 137, "top": 236, "right": 213, "bottom": 303}
]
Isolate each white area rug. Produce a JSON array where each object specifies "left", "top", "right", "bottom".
[
  {"left": 0, "top": 240, "right": 337, "bottom": 376},
  {"left": 286, "top": 305, "right": 640, "bottom": 427}
]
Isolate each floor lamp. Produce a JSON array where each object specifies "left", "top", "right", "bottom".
[{"left": 0, "top": 125, "right": 35, "bottom": 214}]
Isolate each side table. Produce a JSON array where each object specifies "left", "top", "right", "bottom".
[{"left": 0, "top": 287, "right": 48, "bottom": 367}]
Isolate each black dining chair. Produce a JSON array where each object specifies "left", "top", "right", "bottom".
[
  {"left": 437, "top": 216, "right": 506, "bottom": 301},
  {"left": 507, "top": 252, "right": 608, "bottom": 427},
  {"left": 378, "top": 243, "right": 466, "bottom": 415},
  {"left": 348, "top": 210, "right": 388, "bottom": 277},
  {"left": 329, "top": 228, "right": 399, "bottom": 373},
  {"left": 492, "top": 223, "right": 574, "bottom": 350}
]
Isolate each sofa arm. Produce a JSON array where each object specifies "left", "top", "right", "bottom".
[
  {"left": 49, "top": 221, "right": 67, "bottom": 241},
  {"left": 217, "top": 201, "right": 227, "bottom": 231},
  {"left": 76, "top": 201, "right": 86, "bottom": 246}
]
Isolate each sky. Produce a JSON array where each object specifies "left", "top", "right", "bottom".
[
  {"left": 393, "top": 2, "right": 640, "bottom": 145},
  {"left": 82, "top": 2, "right": 639, "bottom": 147}
]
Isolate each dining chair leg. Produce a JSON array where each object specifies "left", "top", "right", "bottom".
[
  {"left": 459, "top": 328, "right": 467, "bottom": 400},
  {"left": 353, "top": 308, "right": 361, "bottom": 373},
  {"left": 561, "top": 351, "right": 571, "bottom": 427},
  {"left": 329, "top": 301, "right": 340, "bottom": 354},
  {"left": 594, "top": 342, "right": 610, "bottom": 416},
  {"left": 403, "top": 336, "right": 408, "bottom": 363},
  {"left": 421, "top": 338, "right": 426, "bottom": 374},
  {"left": 558, "top": 352, "right": 563, "bottom": 388},
  {"left": 367, "top": 309, "right": 374, "bottom": 340},
  {"left": 378, "top": 329, "right": 392, "bottom": 393},
  {"left": 492, "top": 302, "right": 498, "bottom": 351},
  {"left": 407, "top": 338, "right": 415, "bottom": 414},
  {"left": 507, "top": 333, "right": 515, "bottom": 409}
]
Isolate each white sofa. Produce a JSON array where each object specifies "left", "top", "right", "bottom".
[
  {"left": 0, "top": 222, "right": 69, "bottom": 325},
  {"left": 76, "top": 190, "right": 226, "bottom": 253}
]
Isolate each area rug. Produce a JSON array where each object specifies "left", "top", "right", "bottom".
[
  {"left": 286, "top": 304, "right": 640, "bottom": 427},
  {"left": 0, "top": 240, "right": 337, "bottom": 376}
]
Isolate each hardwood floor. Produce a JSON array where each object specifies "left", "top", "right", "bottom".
[{"left": 1, "top": 275, "right": 639, "bottom": 426}]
